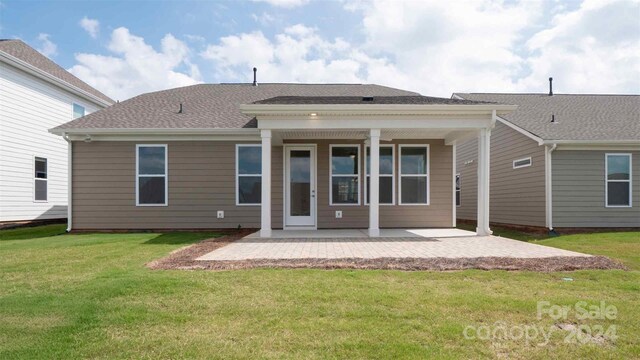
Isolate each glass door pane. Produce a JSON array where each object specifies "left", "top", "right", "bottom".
[{"left": 290, "top": 150, "right": 311, "bottom": 216}]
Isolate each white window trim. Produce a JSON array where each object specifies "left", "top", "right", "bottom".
[
  {"left": 513, "top": 157, "right": 532, "bottom": 169},
  {"left": 456, "top": 173, "right": 461, "bottom": 207},
  {"left": 605, "top": 153, "right": 632, "bottom": 208},
  {"left": 72, "top": 103, "right": 86, "bottom": 119},
  {"left": 364, "top": 144, "right": 395, "bottom": 206},
  {"left": 136, "top": 144, "right": 168, "bottom": 207},
  {"left": 33, "top": 156, "right": 48, "bottom": 203},
  {"left": 236, "top": 144, "right": 262, "bottom": 206},
  {"left": 329, "top": 144, "right": 361, "bottom": 206},
  {"left": 398, "top": 144, "right": 430, "bottom": 206}
]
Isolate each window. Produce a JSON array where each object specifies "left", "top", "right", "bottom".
[
  {"left": 136, "top": 145, "right": 167, "bottom": 206},
  {"left": 399, "top": 145, "right": 429, "bottom": 205},
  {"left": 513, "top": 157, "right": 532, "bottom": 169},
  {"left": 237, "top": 145, "right": 262, "bottom": 205},
  {"left": 34, "top": 157, "right": 47, "bottom": 202},
  {"left": 606, "top": 154, "right": 632, "bottom": 207},
  {"left": 330, "top": 145, "right": 360, "bottom": 205},
  {"left": 73, "top": 103, "right": 85, "bottom": 119},
  {"left": 365, "top": 145, "right": 394, "bottom": 205},
  {"left": 456, "top": 173, "right": 461, "bottom": 207}
]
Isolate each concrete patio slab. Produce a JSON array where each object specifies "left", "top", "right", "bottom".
[
  {"left": 242, "top": 228, "right": 477, "bottom": 239},
  {"left": 197, "top": 229, "right": 590, "bottom": 261}
]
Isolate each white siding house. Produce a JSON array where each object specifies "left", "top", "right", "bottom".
[{"left": 0, "top": 40, "right": 113, "bottom": 223}]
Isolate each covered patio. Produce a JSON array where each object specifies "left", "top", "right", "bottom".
[{"left": 240, "top": 96, "right": 518, "bottom": 238}]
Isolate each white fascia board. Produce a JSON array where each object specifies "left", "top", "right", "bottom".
[
  {"left": 547, "top": 140, "right": 640, "bottom": 151},
  {"left": 258, "top": 117, "right": 494, "bottom": 130},
  {"left": 52, "top": 128, "right": 261, "bottom": 141},
  {"left": 544, "top": 139, "right": 640, "bottom": 145},
  {"left": 50, "top": 127, "right": 260, "bottom": 135},
  {"left": 240, "top": 103, "right": 518, "bottom": 116},
  {"left": 495, "top": 116, "right": 545, "bottom": 145},
  {"left": 0, "top": 51, "right": 113, "bottom": 108}
]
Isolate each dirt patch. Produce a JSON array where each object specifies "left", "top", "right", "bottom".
[
  {"left": 148, "top": 233, "right": 626, "bottom": 272},
  {"left": 146, "top": 230, "right": 253, "bottom": 270}
]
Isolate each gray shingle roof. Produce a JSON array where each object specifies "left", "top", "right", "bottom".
[
  {"left": 454, "top": 93, "right": 640, "bottom": 141},
  {"left": 54, "top": 83, "right": 419, "bottom": 130},
  {"left": 0, "top": 39, "right": 114, "bottom": 104},
  {"left": 253, "top": 95, "right": 492, "bottom": 105}
]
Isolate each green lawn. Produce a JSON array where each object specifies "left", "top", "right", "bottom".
[{"left": 0, "top": 226, "right": 638, "bottom": 359}]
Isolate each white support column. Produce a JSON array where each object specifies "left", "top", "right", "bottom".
[
  {"left": 476, "top": 128, "right": 492, "bottom": 236},
  {"left": 368, "top": 129, "right": 380, "bottom": 237},
  {"left": 260, "top": 129, "right": 272, "bottom": 238},
  {"left": 452, "top": 142, "right": 457, "bottom": 228}
]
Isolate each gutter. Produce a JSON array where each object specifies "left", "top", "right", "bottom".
[
  {"left": 49, "top": 127, "right": 261, "bottom": 136},
  {"left": 542, "top": 140, "right": 640, "bottom": 145},
  {"left": 545, "top": 143, "right": 557, "bottom": 233},
  {"left": 63, "top": 133, "right": 72, "bottom": 232},
  {"left": 0, "top": 50, "right": 114, "bottom": 108}
]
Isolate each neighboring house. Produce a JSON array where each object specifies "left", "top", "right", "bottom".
[
  {"left": 0, "top": 39, "right": 114, "bottom": 224},
  {"left": 50, "top": 83, "right": 516, "bottom": 236},
  {"left": 454, "top": 92, "right": 640, "bottom": 231}
]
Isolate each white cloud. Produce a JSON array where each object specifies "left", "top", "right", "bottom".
[
  {"left": 36, "top": 33, "right": 57, "bottom": 57},
  {"left": 251, "top": 0, "right": 309, "bottom": 8},
  {"left": 201, "top": 25, "right": 365, "bottom": 83},
  {"left": 68, "top": 27, "right": 202, "bottom": 100},
  {"left": 517, "top": 0, "right": 640, "bottom": 93},
  {"left": 208, "top": 0, "right": 638, "bottom": 95},
  {"left": 347, "top": 0, "right": 546, "bottom": 95},
  {"left": 79, "top": 16, "right": 99, "bottom": 38},
  {"left": 251, "top": 12, "right": 276, "bottom": 25}
]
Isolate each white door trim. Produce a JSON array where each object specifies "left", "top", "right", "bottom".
[{"left": 283, "top": 144, "right": 317, "bottom": 230}]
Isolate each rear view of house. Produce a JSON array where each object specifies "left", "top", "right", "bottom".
[
  {"left": 0, "top": 40, "right": 114, "bottom": 224},
  {"left": 50, "top": 82, "right": 516, "bottom": 236},
  {"left": 455, "top": 91, "right": 640, "bottom": 231}
]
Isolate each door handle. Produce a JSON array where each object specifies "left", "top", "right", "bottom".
[{"left": 311, "top": 189, "right": 315, "bottom": 198}]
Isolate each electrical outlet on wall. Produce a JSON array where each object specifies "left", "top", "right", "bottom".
[
  {"left": 217, "top": 211, "right": 224, "bottom": 219},
  {"left": 335, "top": 210, "right": 342, "bottom": 219}
]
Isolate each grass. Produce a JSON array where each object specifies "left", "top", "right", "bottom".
[
  {"left": 0, "top": 226, "right": 638, "bottom": 359},
  {"left": 0, "top": 224, "right": 66, "bottom": 241}
]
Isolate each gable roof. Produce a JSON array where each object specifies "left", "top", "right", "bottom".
[
  {"left": 0, "top": 39, "right": 114, "bottom": 104},
  {"left": 253, "top": 95, "right": 492, "bottom": 105},
  {"left": 454, "top": 93, "right": 640, "bottom": 142},
  {"left": 52, "top": 83, "right": 419, "bottom": 131}
]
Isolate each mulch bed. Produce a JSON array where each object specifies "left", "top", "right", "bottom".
[{"left": 147, "top": 232, "right": 626, "bottom": 272}]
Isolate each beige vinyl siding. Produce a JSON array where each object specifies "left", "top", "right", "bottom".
[
  {"left": 552, "top": 150, "right": 640, "bottom": 228},
  {"left": 456, "top": 137, "right": 478, "bottom": 221},
  {"left": 284, "top": 139, "right": 453, "bottom": 229},
  {"left": 73, "top": 141, "right": 270, "bottom": 230},
  {"left": 456, "top": 121, "right": 546, "bottom": 227},
  {"left": 73, "top": 139, "right": 454, "bottom": 230}
]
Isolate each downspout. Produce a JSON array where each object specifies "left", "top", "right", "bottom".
[
  {"left": 63, "top": 133, "right": 72, "bottom": 232},
  {"left": 545, "top": 143, "right": 557, "bottom": 235}
]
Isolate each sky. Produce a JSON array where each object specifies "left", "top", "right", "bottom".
[{"left": 1, "top": 0, "right": 639, "bottom": 101}]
